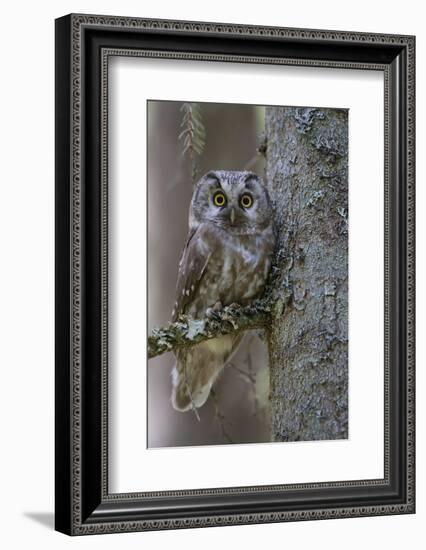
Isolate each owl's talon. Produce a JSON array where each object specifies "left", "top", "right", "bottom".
[
  {"left": 206, "top": 308, "right": 219, "bottom": 320},
  {"left": 206, "top": 301, "right": 223, "bottom": 319}
]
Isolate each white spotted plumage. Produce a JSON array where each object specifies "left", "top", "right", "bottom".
[{"left": 171, "top": 171, "right": 275, "bottom": 412}]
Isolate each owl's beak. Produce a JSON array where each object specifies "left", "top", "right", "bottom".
[{"left": 230, "top": 207, "right": 235, "bottom": 224}]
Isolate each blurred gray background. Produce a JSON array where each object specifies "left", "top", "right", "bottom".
[{"left": 147, "top": 100, "right": 271, "bottom": 447}]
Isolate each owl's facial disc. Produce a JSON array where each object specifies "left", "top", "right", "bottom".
[{"left": 190, "top": 170, "right": 272, "bottom": 234}]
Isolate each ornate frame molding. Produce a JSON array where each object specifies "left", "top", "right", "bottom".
[{"left": 55, "top": 14, "right": 415, "bottom": 535}]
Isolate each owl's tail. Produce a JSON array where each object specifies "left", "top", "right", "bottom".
[
  {"left": 171, "top": 363, "right": 215, "bottom": 413},
  {"left": 171, "top": 334, "right": 242, "bottom": 413}
]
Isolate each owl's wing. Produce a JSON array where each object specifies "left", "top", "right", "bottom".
[{"left": 172, "top": 226, "right": 211, "bottom": 322}]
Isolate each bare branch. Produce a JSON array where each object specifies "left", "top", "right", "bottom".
[
  {"left": 148, "top": 300, "right": 271, "bottom": 359},
  {"left": 210, "top": 388, "right": 234, "bottom": 444}
]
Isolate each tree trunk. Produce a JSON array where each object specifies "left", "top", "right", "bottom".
[{"left": 265, "top": 106, "right": 349, "bottom": 442}]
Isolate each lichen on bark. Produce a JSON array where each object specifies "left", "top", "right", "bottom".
[
  {"left": 148, "top": 300, "right": 271, "bottom": 359},
  {"left": 265, "top": 106, "right": 348, "bottom": 441}
]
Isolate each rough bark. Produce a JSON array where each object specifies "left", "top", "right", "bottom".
[{"left": 265, "top": 107, "right": 348, "bottom": 441}]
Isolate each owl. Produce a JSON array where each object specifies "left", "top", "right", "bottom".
[{"left": 171, "top": 170, "right": 275, "bottom": 413}]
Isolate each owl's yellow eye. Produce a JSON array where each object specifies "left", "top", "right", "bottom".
[
  {"left": 213, "top": 192, "right": 226, "bottom": 207},
  {"left": 240, "top": 193, "right": 253, "bottom": 209}
]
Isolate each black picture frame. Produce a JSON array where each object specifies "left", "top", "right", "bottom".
[{"left": 55, "top": 13, "right": 415, "bottom": 535}]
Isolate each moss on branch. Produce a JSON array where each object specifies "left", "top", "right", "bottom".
[{"left": 148, "top": 300, "right": 271, "bottom": 359}]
